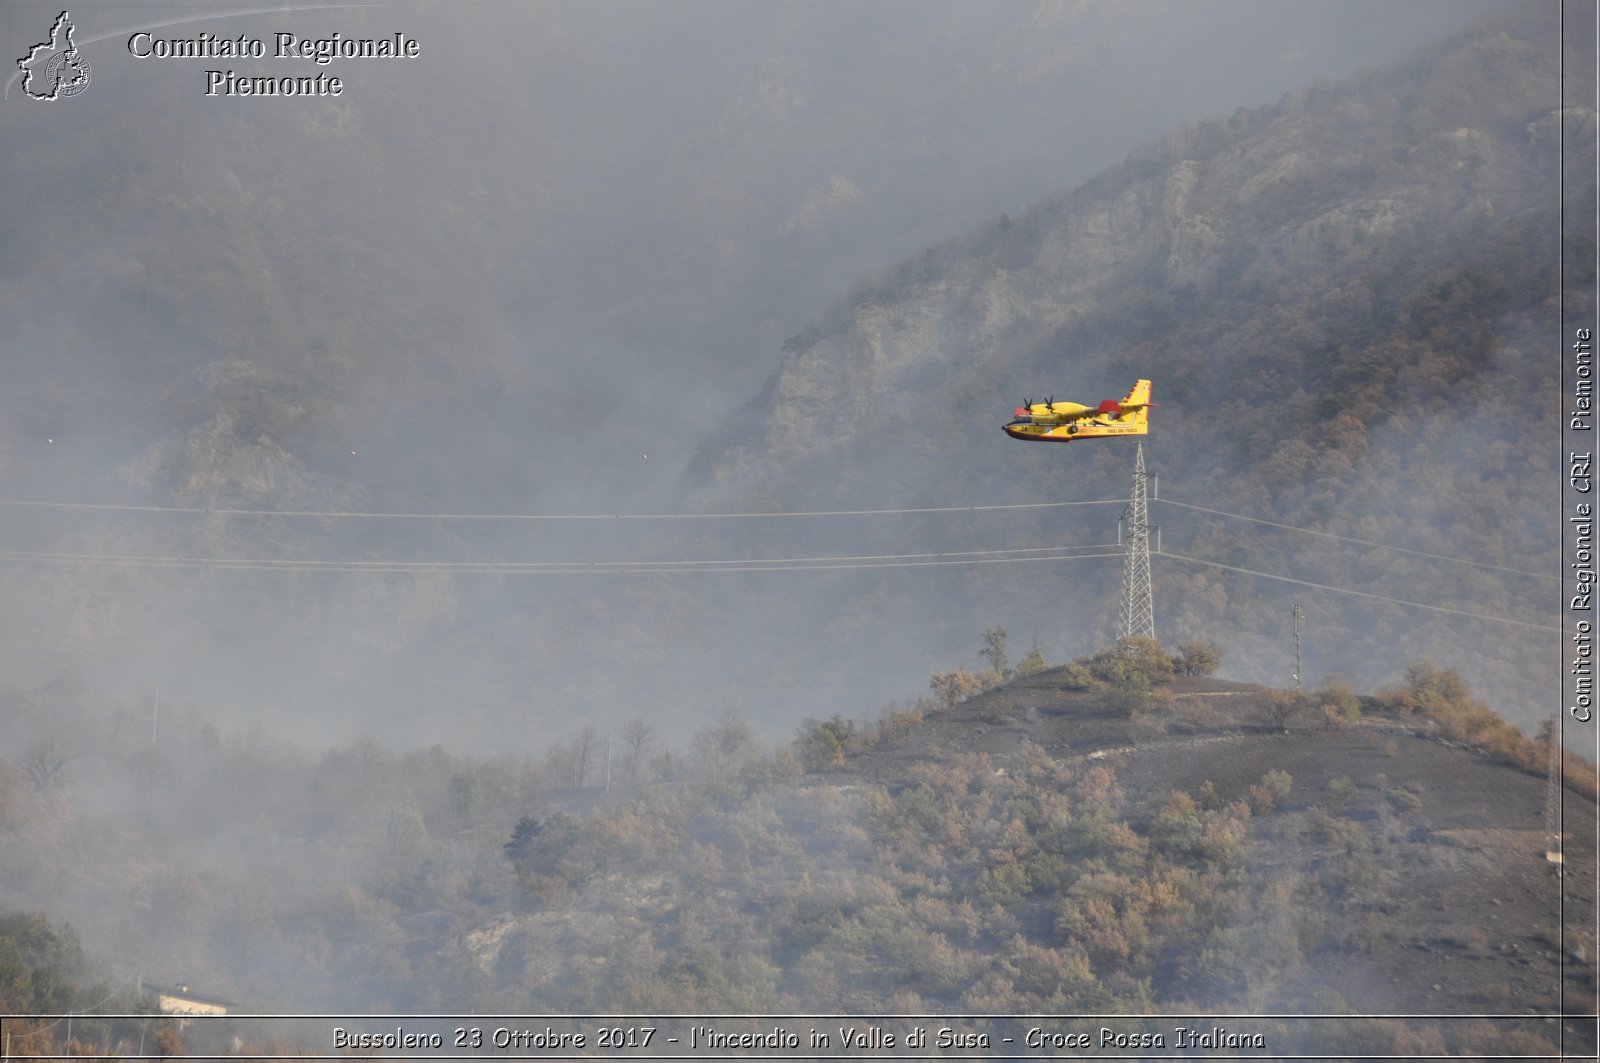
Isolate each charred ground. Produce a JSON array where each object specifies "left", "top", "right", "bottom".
[
  {"left": 834, "top": 663, "right": 1597, "bottom": 1044},
  {"left": 1, "top": 650, "right": 1594, "bottom": 1059}
]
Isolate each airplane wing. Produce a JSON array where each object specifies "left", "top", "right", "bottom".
[
  {"left": 1028, "top": 401, "right": 1095, "bottom": 424},
  {"left": 1033, "top": 381, "right": 1152, "bottom": 421}
]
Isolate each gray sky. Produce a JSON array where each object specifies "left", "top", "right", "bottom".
[{"left": 0, "top": 0, "right": 1507, "bottom": 747}]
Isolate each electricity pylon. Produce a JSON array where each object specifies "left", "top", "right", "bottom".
[{"left": 1120, "top": 443, "right": 1156, "bottom": 641}]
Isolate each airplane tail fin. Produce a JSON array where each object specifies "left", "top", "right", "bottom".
[{"left": 1122, "top": 379, "right": 1153, "bottom": 430}]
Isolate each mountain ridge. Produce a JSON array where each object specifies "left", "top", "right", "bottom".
[
  {"left": 689, "top": 4, "right": 1580, "bottom": 507},
  {"left": 677, "top": 2, "right": 1587, "bottom": 726}
]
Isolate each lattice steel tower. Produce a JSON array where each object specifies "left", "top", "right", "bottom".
[{"left": 1120, "top": 443, "right": 1156, "bottom": 640}]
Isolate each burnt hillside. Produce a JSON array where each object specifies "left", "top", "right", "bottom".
[{"left": 2, "top": 647, "right": 1594, "bottom": 1056}]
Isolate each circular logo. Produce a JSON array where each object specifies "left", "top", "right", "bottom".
[{"left": 44, "top": 48, "right": 90, "bottom": 97}]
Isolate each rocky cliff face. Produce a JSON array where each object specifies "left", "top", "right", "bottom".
[
  {"left": 677, "top": 5, "right": 1591, "bottom": 724},
  {"left": 690, "top": 6, "right": 1584, "bottom": 511}
]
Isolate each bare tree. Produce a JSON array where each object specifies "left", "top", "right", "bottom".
[
  {"left": 980, "top": 626, "right": 1009, "bottom": 678},
  {"left": 691, "top": 708, "right": 759, "bottom": 780},
  {"left": 1265, "top": 689, "right": 1309, "bottom": 732},
  {"left": 22, "top": 736, "right": 74, "bottom": 792},
  {"left": 572, "top": 726, "right": 598, "bottom": 788},
  {"left": 620, "top": 717, "right": 655, "bottom": 784}
]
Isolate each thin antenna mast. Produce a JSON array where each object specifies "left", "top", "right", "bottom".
[
  {"left": 1545, "top": 711, "right": 1564, "bottom": 865},
  {"left": 1291, "top": 604, "right": 1304, "bottom": 688}
]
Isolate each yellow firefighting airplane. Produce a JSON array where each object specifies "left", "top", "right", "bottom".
[{"left": 1003, "top": 379, "right": 1153, "bottom": 442}]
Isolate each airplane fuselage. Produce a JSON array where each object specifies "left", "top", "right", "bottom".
[
  {"left": 1003, "top": 379, "right": 1152, "bottom": 442},
  {"left": 1002, "top": 418, "right": 1146, "bottom": 442}
]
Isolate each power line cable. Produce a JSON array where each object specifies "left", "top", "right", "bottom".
[
  {"left": 0, "top": 490, "right": 1551, "bottom": 584},
  {"left": 0, "top": 496, "right": 1125, "bottom": 521},
  {"left": 18, "top": 965, "right": 147, "bottom": 1039},
  {"left": 1159, "top": 497, "right": 1554, "bottom": 581},
  {"left": 0, "top": 492, "right": 1554, "bottom": 592},
  {"left": 1160, "top": 550, "right": 1562, "bottom": 633},
  {"left": 0, "top": 543, "right": 1124, "bottom": 576}
]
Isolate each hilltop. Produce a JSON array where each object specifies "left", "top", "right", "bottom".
[
  {"left": 1, "top": 642, "right": 1594, "bottom": 1056},
  {"left": 831, "top": 659, "right": 1596, "bottom": 1024},
  {"left": 480, "top": 651, "right": 1595, "bottom": 1057}
]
